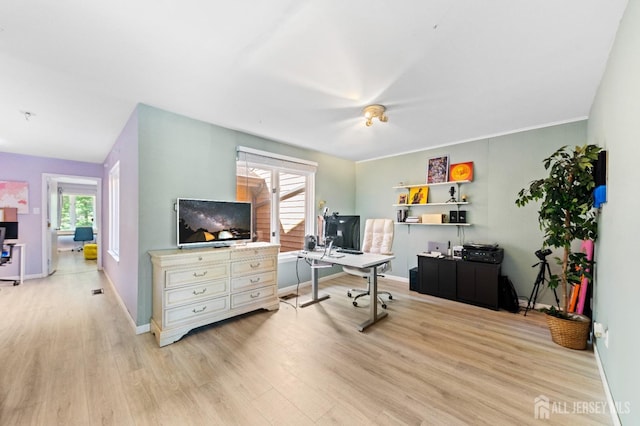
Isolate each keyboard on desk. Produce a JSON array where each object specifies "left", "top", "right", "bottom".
[{"left": 336, "top": 248, "right": 363, "bottom": 255}]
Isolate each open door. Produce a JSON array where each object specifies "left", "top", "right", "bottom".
[
  {"left": 42, "top": 173, "right": 102, "bottom": 277},
  {"left": 46, "top": 178, "right": 59, "bottom": 275}
]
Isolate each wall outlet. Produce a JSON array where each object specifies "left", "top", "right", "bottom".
[
  {"left": 604, "top": 330, "right": 609, "bottom": 348},
  {"left": 594, "top": 322, "right": 605, "bottom": 338}
]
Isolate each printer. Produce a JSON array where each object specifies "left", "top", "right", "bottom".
[{"left": 462, "top": 243, "right": 504, "bottom": 264}]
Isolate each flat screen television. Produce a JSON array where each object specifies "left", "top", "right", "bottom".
[
  {"left": 177, "top": 198, "right": 252, "bottom": 248},
  {"left": 325, "top": 215, "right": 360, "bottom": 250}
]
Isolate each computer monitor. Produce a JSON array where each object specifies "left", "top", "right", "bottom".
[
  {"left": 325, "top": 215, "right": 360, "bottom": 250},
  {"left": 0, "top": 222, "right": 18, "bottom": 240}
]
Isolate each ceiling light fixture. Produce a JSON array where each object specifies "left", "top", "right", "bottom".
[
  {"left": 362, "top": 104, "right": 388, "bottom": 127},
  {"left": 19, "top": 110, "right": 35, "bottom": 121}
]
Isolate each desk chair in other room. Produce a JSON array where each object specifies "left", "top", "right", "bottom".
[
  {"left": 344, "top": 218, "right": 394, "bottom": 309},
  {"left": 0, "top": 227, "right": 19, "bottom": 286},
  {"left": 73, "top": 226, "right": 94, "bottom": 251}
]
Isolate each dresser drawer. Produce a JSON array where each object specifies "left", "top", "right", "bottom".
[
  {"left": 231, "top": 271, "right": 276, "bottom": 292},
  {"left": 151, "top": 250, "right": 229, "bottom": 268},
  {"left": 231, "top": 246, "right": 279, "bottom": 261},
  {"left": 231, "top": 285, "right": 276, "bottom": 309},
  {"left": 231, "top": 257, "right": 276, "bottom": 277},
  {"left": 166, "top": 263, "right": 229, "bottom": 288},
  {"left": 164, "top": 296, "right": 229, "bottom": 327},
  {"left": 165, "top": 278, "right": 229, "bottom": 308}
]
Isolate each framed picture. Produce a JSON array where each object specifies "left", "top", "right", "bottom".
[
  {"left": 408, "top": 186, "right": 428, "bottom": 205},
  {"left": 397, "top": 193, "right": 409, "bottom": 205},
  {"left": 450, "top": 161, "right": 474, "bottom": 181},
  {"left": 426, "top": 156, "right": 449, "bottom": 184},
  {"left": 0, "top": 181, "right": 29, "bottom": 214}
]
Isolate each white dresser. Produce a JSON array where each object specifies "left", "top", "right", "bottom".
[{"left": 149, "top": 242, "right": 279, "bottom": 347}]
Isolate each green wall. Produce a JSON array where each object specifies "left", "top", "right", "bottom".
[
  {"left": 129, "top": 105, "right": 589, "bottom": 330},
  {"left": 588, "top": 0, "right": 639, "bottom": 423},
  {"left": 135, "top": 104, "right": 356, "bottom": 326},
  {"left": 355, "top": 121, "right": 587, "bottom": 306}
]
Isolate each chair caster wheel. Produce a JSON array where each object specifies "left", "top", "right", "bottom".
[
  {"left": 381, "top": 304, "right": 387, "bottom": 309},
  {"left": 347, "top": 292, "right": 352, "bottom": 298},
  {"left": 353, "top": 301, "right": 358, "bottom": 307},
  {"left": 388, "top": 295, "right": 393, "bottom": 300}
]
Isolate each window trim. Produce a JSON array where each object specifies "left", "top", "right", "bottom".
[{"left": 236, "top": 146, "right": 317, "bottom": 257}]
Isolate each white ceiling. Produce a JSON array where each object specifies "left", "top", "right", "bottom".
[{"left": 0, "top": 1, "right": 628, "bottom": 163}]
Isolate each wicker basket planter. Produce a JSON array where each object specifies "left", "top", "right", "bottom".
[{"left": 545, "top": 313, "right": 591, "bottom": 350}]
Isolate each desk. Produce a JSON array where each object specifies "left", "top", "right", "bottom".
[
  {"left": 0, "top": 243, "right": 25, "bottom": 285},
  {"left": 298, "top": 250, "right": 395, "bottom": 331}
]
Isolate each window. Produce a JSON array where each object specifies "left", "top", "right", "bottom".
[
  {"left": 108, "top": 161, "right": 120, "bottom": 260},
  {"left": 236, "top": 147, "right": 317, "bottom": 255},
  {"left": 59, "top": 194, "right": 95, "bottom": 231}
]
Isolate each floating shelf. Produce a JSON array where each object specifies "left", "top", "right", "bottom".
[
  {"left": 393, "top": 202, "right": 469, "bottom": 207},
  {"left": 392, "top": 180, "right": 471, "bottom": 189},
  {"left": 395, "top": 222, "right": 471, "bottom": 226}
]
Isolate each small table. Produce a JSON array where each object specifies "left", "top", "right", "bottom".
[
  {"left": 298, "top": 250, "right": 395, "bottom": 331},
  {"left": 1, "top": 243, "right": 25, "bottom": 285}
]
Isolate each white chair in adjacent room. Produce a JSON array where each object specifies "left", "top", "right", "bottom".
[{"left": 344, "top": 218, "right": 394, "bottom": 309}]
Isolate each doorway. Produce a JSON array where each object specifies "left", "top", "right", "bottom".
[{"left": 42, "top": 174, "right": 102, "bottom": 276}]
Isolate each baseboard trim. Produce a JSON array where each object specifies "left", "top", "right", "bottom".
[
  {"left": 594, "top": 343, "right": 621, "bottom": 426},
  {"left": 103, "top": 271, "right": 150, "bottom": 335},
  {"left": 278, "top": 270, "right": 343, "bottom": 296},
  {"left": 277, "top": 271, "right": 408, "bottom": 297}
]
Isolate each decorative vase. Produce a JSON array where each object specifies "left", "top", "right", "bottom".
[{"left": 545, "top": 313, "right": 591, "bottom": 350}]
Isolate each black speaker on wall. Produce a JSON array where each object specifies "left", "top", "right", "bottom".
[
  {"left": 458, "top": 210, "right": 467, "bottom": 223},
  {"left": 593, "top": 150, "right": 607, "bottom": 186}
]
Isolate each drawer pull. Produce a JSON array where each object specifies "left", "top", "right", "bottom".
[
  {"left": 250, "top": 277, "right": 261, "bottom": 283},
  {"left": 193, "top": 271, "right": 208, "bottom": 278},
  {"left": 250, "top": 292, "right": 261, "bottom": 299},
  {"left": 192, "top": 288, "right": 207, "bottom": 295},
  {"left": 250, "top": 262, "right": 261, "bottom": 268},
  {"left": 192, "top": 306, "right": 207, "bottom": 313}
]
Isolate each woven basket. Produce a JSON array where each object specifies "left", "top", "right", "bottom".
[{"left": 545, "top": 313, "right": 591, "bottom": 350}]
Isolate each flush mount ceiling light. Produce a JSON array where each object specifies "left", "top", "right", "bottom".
[{"left": 362, "top": 104, "right": 388, "bottom": 127}]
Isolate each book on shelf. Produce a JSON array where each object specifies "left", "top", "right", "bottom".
[{"left": 405, "top": 216, "right": 421, "bottom": 223}]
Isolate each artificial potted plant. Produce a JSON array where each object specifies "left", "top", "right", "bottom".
[{"left": 516, "top": 144, "right": 601, "bottom": 350}]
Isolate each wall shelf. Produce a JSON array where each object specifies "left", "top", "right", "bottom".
[
  {"left": 393, "top": 202, "right": 469, "bottom": 207},
  {"left": 393, "top": 180, "right": 471, "bottom": 189},
  {"left": 395, "top": 222, "right": 472, "bottom": 227},
  {"left": 393, "top": 180, "right": 471, "bottom": 226}
]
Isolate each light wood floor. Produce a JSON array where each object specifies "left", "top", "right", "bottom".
[{"left": 0, "top": 259, "right": 612, "bottom": 425}]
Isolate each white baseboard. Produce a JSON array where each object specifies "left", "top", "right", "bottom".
[
  {"left": 277, "top": 271, "right": 408, "bottom": 297},
  {"left": 594, "top": 343, "right": 621, "bottom": 426},
  {"left": 278, "top": 270, "right": 342, "bottom": 296},
  {"left": 103, "top": 271, "right": 150, "bottom": 335}
]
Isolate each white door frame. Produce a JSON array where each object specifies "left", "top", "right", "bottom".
[{"left": 41, "top": 173, "right": 103, "bottom": 276}]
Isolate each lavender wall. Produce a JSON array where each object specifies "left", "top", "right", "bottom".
[
  {"left": 0, "top": 152, "right": 103, "bottom": 276},
  {"left": 102, "top": 109, "right": 140, "bottom": 324}
]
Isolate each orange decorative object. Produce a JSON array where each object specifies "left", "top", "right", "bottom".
[{"left": 450, "top": 162, "right": 474, "bottom": 181}]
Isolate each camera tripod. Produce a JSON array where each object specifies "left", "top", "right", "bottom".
[{"left": 524, "top": 257, "right": 560, "bottom": 316}]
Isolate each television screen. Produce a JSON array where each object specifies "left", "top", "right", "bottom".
[
  {"left": 325, "top": 215, "right": 360, "bottom": 250},
  {"left": 177, "top": 199, "right": 252, "bottom": 248},
  {"left": 0, "top": 222, "right": 18, "bottom": 240}
]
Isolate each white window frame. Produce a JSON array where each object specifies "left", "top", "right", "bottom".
[
  {"left": 108, "top": 161, "right": 120, "bottom": 261},
  {"left": 237, "top": 146, "right": 317, "bottom": 260}
]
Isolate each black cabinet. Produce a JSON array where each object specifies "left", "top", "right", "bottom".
[
  {"left": 415, "top": 255, "right": 501, "bottom": 310},
  {"left": 418, "top": 256, "right": 456, "bottom": 300},
  {"left": 456, "top": 261, "right": 500, "bottom": 310}
]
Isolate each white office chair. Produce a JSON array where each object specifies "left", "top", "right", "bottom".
[{"left": 344, "top": 218, "right": 394, "bottom": 308}]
